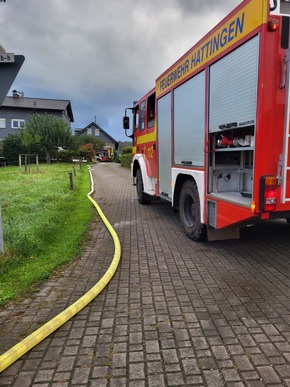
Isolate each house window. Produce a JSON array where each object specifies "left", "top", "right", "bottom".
[
  {"left": 87, "top": 128, "right": 92, "bottom": 135},
  {"left": 95, "top": 129, "right": 100, "bottom": 136},
  {"left": 0, "top": 118, "right": 6, "bottom": 128},
  {"left": 11, "top": 119, "right": 25, "bottom": 129}
]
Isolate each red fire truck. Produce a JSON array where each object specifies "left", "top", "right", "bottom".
[
  {"left": 123, "top": 0, "right": 290, "bottom": 241},
  {"left": 96, "top": 146, "right": 113, "bottom": 162}
]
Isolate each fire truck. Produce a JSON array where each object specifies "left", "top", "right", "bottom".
[
  {"left": 97, "top": 146, "right": 113, "bottom": 162},
  {"left": 123, "top": 0, "right": 290, "bottom": 241}
]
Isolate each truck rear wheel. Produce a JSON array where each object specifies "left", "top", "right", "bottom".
[
  {"left": 179, "top": 180, "right": 207, "bottom": 241},
  {"left": 136, "top": 168, "right": 151, "bottom": 204}
]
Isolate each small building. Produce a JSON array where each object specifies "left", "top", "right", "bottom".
[
  {"left": 0, "top": 91, "right": 74, "bottom": 140},
  {"left": 75, "top": 122, "right": 119, "bottom": 156}
]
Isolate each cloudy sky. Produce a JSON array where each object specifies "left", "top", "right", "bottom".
[{"left": 0, "top": 0, "right": 240, "bottom": 142}]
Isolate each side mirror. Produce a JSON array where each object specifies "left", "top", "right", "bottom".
[{"left": 123, "top": 116, "right": 130, "bottom": 130}]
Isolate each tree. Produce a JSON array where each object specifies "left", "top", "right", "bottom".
[
  {"left": 79, "top": 143, "right": 96, "bottom": 162},
  {"left": 73, "top": 135, "right": 104, "bottom": 154},
  {"left": 22, "top": 113, "right": 73, "bottom": 163},
  {"left": 2, "top": 133, "right": 27, "bottom": 164}
]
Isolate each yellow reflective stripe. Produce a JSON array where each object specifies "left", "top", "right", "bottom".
[{"left": 137, "top": 131, "right": 156, "bottom": 145}]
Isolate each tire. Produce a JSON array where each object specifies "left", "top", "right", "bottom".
[
  {"left": 136, "top": 168, "right": 151, "bottom": 204},
  {"left": 179, "top": 180, "right": 207, "bottom": 241}
]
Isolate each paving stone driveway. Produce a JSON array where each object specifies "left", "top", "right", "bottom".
[{"left": 1, "top": 163, "right": 290, "bottom": 386}]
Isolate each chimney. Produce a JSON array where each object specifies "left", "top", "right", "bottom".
[
  {"left": 12, "top": 90, "right": 24, "bottom": 98},
  {"left": 12, "top": 90, "right": 19, "bottom": 97}
]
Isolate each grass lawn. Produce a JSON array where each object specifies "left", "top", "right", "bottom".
[{"left": 0, "top": 163, "right": 93, "bottom": 306}]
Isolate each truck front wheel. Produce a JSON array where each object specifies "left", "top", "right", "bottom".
[
  {"left": 179, "top": 180, "right": 207, "bottom": 241},
  {"left": 136, "top": 168, "right": 151, "bottom": 204}
]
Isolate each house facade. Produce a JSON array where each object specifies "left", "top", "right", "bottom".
[
  {"left": 75, "top": 122, "right": 119, "bottom": 152},
  {"left": 0, "top": 91, "right": 74, "bottom": 140}
]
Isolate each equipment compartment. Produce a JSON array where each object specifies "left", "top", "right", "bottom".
[{"left": 208, "top": 126, "right": 254, "bottom": 206}]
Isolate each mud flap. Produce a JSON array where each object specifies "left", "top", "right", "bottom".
[{"left": 207, "top": 226, "right": 240, "bottom": 241}]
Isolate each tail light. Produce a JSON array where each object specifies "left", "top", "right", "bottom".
[
  {"left": 260, "top": 176, "right": 278, "bottom": 212},
  {"left": 268, "top": 19, "right": 279, "bottom": 31}
]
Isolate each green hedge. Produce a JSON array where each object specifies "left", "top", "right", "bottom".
[
  {"left": 120, "top": 146, "right": 132, "bottom": 168},
  {"left": 121, "top": 153, "right": 132, "bottom": 169},
  {"left": 122, "top": 146, "right": 132, "bottom": 155}
]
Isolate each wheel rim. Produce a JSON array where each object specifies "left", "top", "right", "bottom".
[{"left": 184, "top": 194, "right": 196, "bottom": 228}]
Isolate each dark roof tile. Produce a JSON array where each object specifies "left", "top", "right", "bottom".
[{"left": 2, "top": 96, "right": 74, "bottom": 122}]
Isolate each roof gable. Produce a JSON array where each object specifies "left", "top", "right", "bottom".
[{"left": 76, "top": 122, "right": 118, "bottom": 144}]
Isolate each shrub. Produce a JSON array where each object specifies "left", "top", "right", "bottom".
[
  {"left": 122, "top": 146, "right": 132, "bottom": 155},
  {"left": 120, "top": 146, "right": 132, "bottom": 168},
  {"left": 121, "top": 153, "right": 132, "bottom": 168}
]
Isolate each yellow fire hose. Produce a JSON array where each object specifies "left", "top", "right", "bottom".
[{"left": 0, "top": 167, "right": 121, "bottom": 373}]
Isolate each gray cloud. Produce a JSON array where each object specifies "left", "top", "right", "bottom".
[
  {"left": 176, "top": 0, "right": 240, "bottom": 14},
  {"left": 0, "top": 0, "right": 240, "bottom": 140}
]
